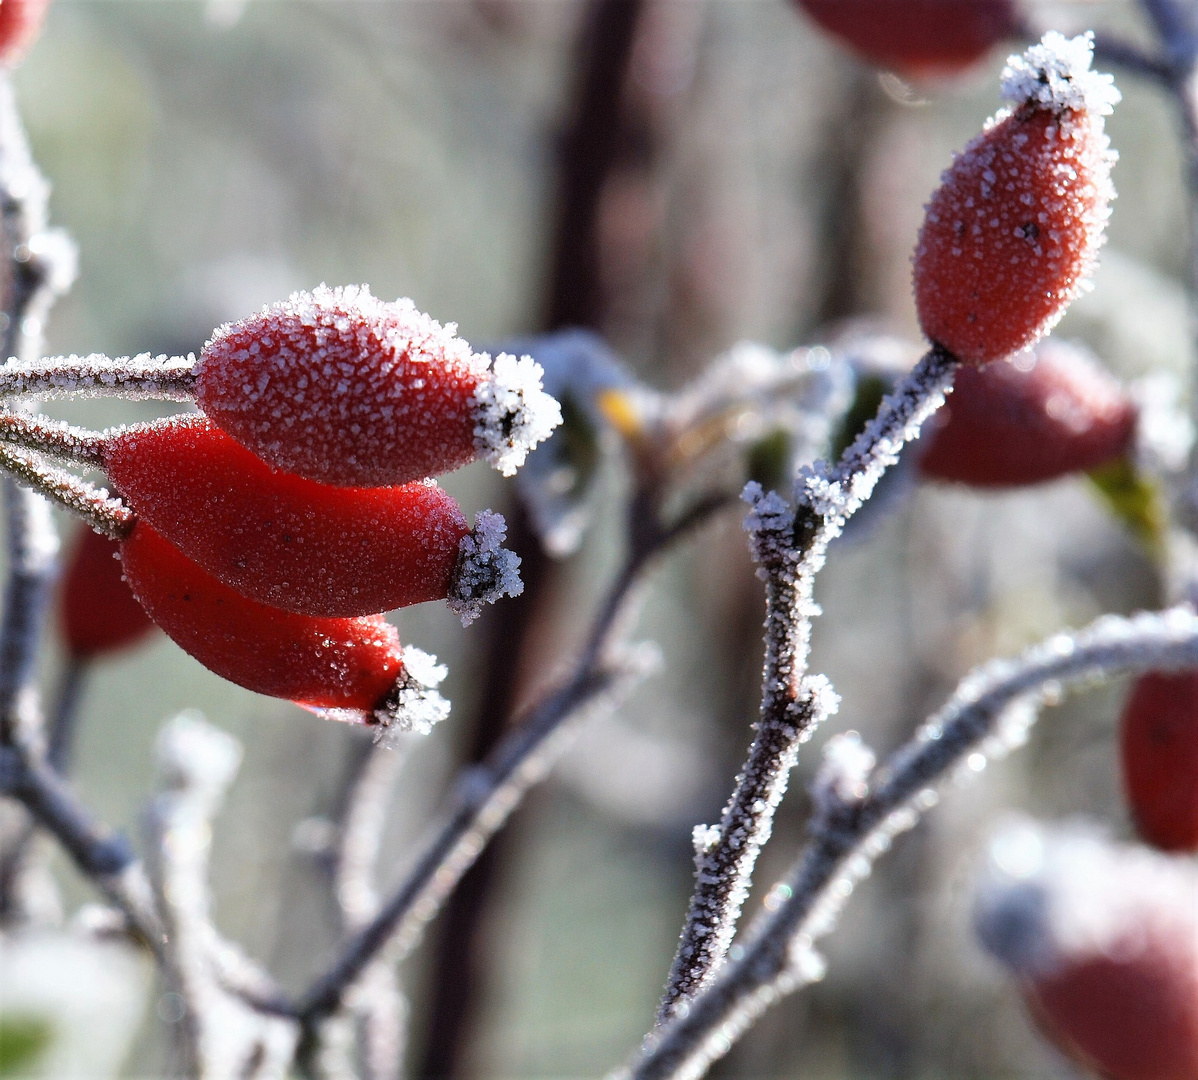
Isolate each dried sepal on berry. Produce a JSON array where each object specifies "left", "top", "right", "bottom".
[
  {"left": 193, "top": 285, "right": 562, "bottom": 487},
  {"left": 1120, "top": 671, "right": 1198, "bottom": 853},
  {"left": 120, "top": 523, "right": 448, "bottom": 734},
  {"left": 796, "top": 0, "right": 1015, "bottom": 77},
  {"left": 103, "top": 415, "right": 523, "bottom": 619},
  {"left": 914, "top": 32, "right": 1120, "bottom": 366},
  {"left": 918, "top": 339, "right": 1137, "bottom": 487},
  {"left": 975, "top": 821, "right": 1198, "bottom": 1080},
  {"left": 59, "top": 526, "right": 155, "bottom": 660}
]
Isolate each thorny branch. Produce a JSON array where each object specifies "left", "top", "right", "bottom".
[
  {"left": 660, "top": 345, "right": 958, "bottom": 1016},
  {"left": 627, "top": 608, "right": 1198, "bottom": 1080}
]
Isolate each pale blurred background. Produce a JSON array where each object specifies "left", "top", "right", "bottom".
[{"left": 0, "top": 1, "right": 1188, "bottom": 1076}]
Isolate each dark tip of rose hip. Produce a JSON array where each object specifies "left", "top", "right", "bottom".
[{"left": 370, "top": 646, "right": 451, "bottom": 745}]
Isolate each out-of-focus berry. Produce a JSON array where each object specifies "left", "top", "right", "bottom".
[
  {"left": 0, "top": 0, "right": 50, "bottom": 66},
  {"left": 918, "top": 340, "right": 1136, "bottom": 486},
  {"left": 1120, "top": 671, "right": 1198, "bottom": 853},
  {"left": 59, "top": 526, "right": 155, "bottom": 660},
  {"left": 796, "top": 0, "right": 1016, "bottom": 76}
]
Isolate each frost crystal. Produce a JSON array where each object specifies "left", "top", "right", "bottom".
[
  {"left": 813, "top": 731, "right": 874, "bottom": 812},
  {"left": 1000, "top": 32, "right": 1120, "bottom": 116},
  {"left": 374, "top": 646, "right": 450, "bottom": 742},
  {"left": 473, "top": 352, "right": 563, "bottom": 477},
  {"left": 447, "top": 510, "right": 524, "bottom": 626}
]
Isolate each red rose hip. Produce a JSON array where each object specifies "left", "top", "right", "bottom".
[
  {"left": 59, "top": 526, "right": 155, "bottom": 659},
  {"left": 193, "top": 284, "right": 561, "bottom": 488},
  {"left": 1120, "top": 671, "right": 1198, "bottom": 853},
  {"left": 120, "top": 523, "right": 448, "bottom": 733},
  {"left": 914, "top": 33, "right": 1119, "bottom": 366},
  {"left": 918, "top": 339, "right": 1136, "bottom": 486},
  {"left": 975, "top": 822, "right": 1198, "bottom": 1080},
  {"left": 796, "top": 0, "right": 1015, "bottom": 77},
  {"left": 103, "top": 415, "right": 520, "bottom": 622},
  {"left": 0, "top": 0, "right": 50, "bottom": 66}
]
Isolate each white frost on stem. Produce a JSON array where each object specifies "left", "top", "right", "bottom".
[
  {"left": 624, "top": 606, "right": 1198, "bottom": 1080},
  {"left": 0, "top": 353, "right": 198, "bottom": 402}
]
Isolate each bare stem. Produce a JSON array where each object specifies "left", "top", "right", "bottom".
[
  {"left": 0, "top": 442, "right": 132, "bottom": 539},
  {"left": 0, "top": 410, "right": 107, "bottom": 467},
  {"left": 625, "top": 608, "right": 1198, "bottom": 1080},
  {"left": 659, "top": 347, "right": 957, "bottom": 1015},
  {"left": 0, "top": 353, "right": 197, "bottom": 401}
]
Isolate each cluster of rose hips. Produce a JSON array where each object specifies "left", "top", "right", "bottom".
[{"left": 42, "top": 285, "right": 560, "bottom": 734}]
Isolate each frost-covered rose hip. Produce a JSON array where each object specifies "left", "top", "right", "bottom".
[
  {"left": 797, "top": 0, "right": 1015, "bottom": 76},
  {"left": 121, "top": 523, "right": 447, "bottom": 732},
  {"left": 1120, "top": 671, "right": 1198, "bottom": 853},
  {"left": 918, "top": 340, "right": 1136, "bottom": 486},
  {"left": 975, "top": 822, "right": 1198, "bottom": 1080},
  {"left": 59, "top": 526, "right": 155, "bottom": 660},
  {"left": 193, "top": 284, "right": 562, "bottom": 487},
  {"left": 103, "top": 415, "right": 520, "bottom": 623},
  {"left": 914, "top": 33, "right": 1119, "bottom": 365},
  {"left": 0, "top": 0, "right": 51, "bottom": 66}
]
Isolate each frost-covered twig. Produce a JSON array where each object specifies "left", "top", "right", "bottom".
[
  {"left": 659, "top": 346, "right": 956, "bottom": 1015},
  {"left": 626, "top": 607, "right": 1198, "bottom": 1080},
  {"left": 0, "top": 410, "right": 107, "bottom": 467},
  {"left": 0, "top": 352, "right": 196, "bottom": 401},
  {"left": 147, "top": 712, "right": 299, "bottom": 1076},
  {"left": 0, "top": 442, "right": 132, "bottom": 539}
]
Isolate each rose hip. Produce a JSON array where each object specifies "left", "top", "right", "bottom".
[
  {"left": 914, "top": 33, "right": 1119, "bottom": 365},
  {"left": 796, "top": 0, "right": 1015, "bottom": 77},
  {"left": 0, "top": 0, "right": 50, "bottom": 66},
  {"left": 1120, "top": 671, "right": 1198, "bottom": 853},
  {"left": 59, "top": 526, "right": 155, "bottom": 660},
  {"left": 918, "top": 339, "right": 1136, "bottom": 487},
  {"left": 104, "top": 415, "right": 479, "bottom": 618},
  {"left": 121, "top": 522, "right": 408, "bottom": 716},
  {"left": 193, "top": 284, "right": 561, "bottom": 488}
]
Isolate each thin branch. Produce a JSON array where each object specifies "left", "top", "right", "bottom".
[
  {"left": 0, "top": 352, "right": 196, "bottom": 402},
  {"left": 45, "top": 657, "right": 86, "bottom": 775},
  {"left": 0, "top": 442, "right": 133, "bottom": 539},
  {"left": 625, "top": 607, "right": 1198, "bottom": 1080},
  {"left": 659, "top": 346, "right": 958, "bottom": 1015},
  {"left": 0, "top": 410, "right": 107, "bottom": 468}
]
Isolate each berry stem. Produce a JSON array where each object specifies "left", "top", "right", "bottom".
[
  {"left": 0, "top": 409, "right": 106, "bottom": 467},
  {"left": 0, "top": 442, "right": 132, "bottom": 540},
  {"left": 0, "top": 352, "right": 197, "bottom": 401}
]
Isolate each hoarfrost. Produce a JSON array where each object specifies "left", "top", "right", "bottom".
[
  {"left": 447, "top": 509, "right": 524, "bottom": 626},
  {"left": 473, "top": 352, "right": 563, "bottom": 477},
  {"left": 1000, "top": 32, "right": 1120, "bottom": 116}
]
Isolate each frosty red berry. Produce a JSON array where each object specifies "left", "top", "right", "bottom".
[
  {"left": 914, "top": 33, "right": 1119, "bottom": 366},
  {"left": 976, "top": 823, "right": 1198, "bottom": 1080},
  {"left": 1119, "top": 671, "right": 1198, "bottom": 853},
  {"left": 192, "top": 284, "right": 562, "bottom": 488},
  {"left": 918, "top": 340, "right": 1136, "bottom": 486},
  {"left": 103, "top": 415, "right": 519, "bottom": 621},
  {"left": 796, "top": 0, "right": 1015, "bottom": 76},
  {"left": 58, "top": 526, "right": 155, "bottom": 659},
  {"left": 120, "top": 522, "right": 447, "bottom": 732}
]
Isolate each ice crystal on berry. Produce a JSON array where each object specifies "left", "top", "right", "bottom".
[
  {"left": 472, "top": 351, "right": 563, "bottom": 478},
  {"left": 999, "top": 31, "right": 1120, "bottom": 116},
  {"left": 447, "top": 510, "right": 524, "bottom": 626}
]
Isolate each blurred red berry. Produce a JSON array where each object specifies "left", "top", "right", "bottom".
[
  {"left": 120, "top": 522, "right": 408, "bottom": 716},
  {"left": 1120, "top": 671, "right": 1198, "bottom": 853},
  {"left": 0, "top": 0, "right": 50, "bottom": 66},
  {"left": 975, "top": 822, "right": 1198, "bottom": 1080},
  {"left": 193, "top": 284, "right": 561, "bottom": 488},
  {"left": 104, "top": 415, "right": 476, "bottom": 618},
  {"left": 58, "top": 526, "right": 155, "bottom": 660},
  {"left": 918, "top": 340, "right": 1136, "bottom": 486},
  {"left": 914, "top": 33, "right": 1119, "bottom": 365},
  {"left": 796, "top": 0, "right": 1015, "bottom": 76}
]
